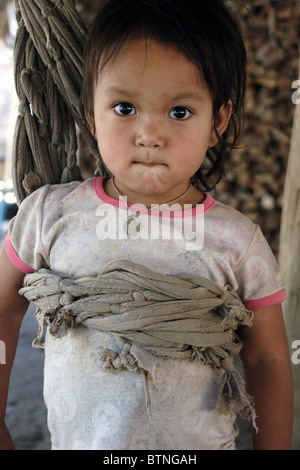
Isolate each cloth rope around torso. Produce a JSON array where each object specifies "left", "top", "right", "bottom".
[{"left": 19, "top": 258, "right": 257, "bottom": 428}]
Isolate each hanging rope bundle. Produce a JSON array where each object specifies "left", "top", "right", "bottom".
[{"left": 12, "top": 0, "right": 106, "bottom": 205}]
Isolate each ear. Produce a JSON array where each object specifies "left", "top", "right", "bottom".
[{"left": 208, "top": 100, "right": 232, "bottom": 148}]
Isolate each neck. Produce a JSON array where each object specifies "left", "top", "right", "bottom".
[{"left": 111, "top": 177, "right": 194, "bottom": 209}]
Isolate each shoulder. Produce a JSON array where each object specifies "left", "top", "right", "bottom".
[
  {"left": 6, "top": 179, "right": 97, "bottom": 273},
  {"left": 17, "top": 178, "right": 96, "bottom": 211},
  {"left": 42, "top": 179, "right": 92, "bottom": 202},
  {"left": 207, "top": 196, "right": 256, "bottom": 228},
  {"left": 206, "top": 196, "right": 286, "bottom": 308},
  {"left": 10, "top": 178, "right": 96, "bottom": 241},
  {"left": 205, "top": 195, "right": 258, "bottom": 250}
]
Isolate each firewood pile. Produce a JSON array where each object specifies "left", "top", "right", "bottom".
[{"left": 218, "top": 0, "right": 300, "bottom": 257}]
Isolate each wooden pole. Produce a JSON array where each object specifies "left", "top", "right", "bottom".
[{"left": 279, "top": 57, "right": 300, "bottom": 450}]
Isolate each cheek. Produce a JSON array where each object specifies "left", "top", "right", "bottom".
[
  {"left": 172, "top": 131, "right": 209, "bottom": 173},
  {"left": 175, "top": 130, "right": 210, "bottom": 157},
  {"left": 95, "top": 115, "right": 130, "bottom": 143},
  {"left": 175, "top": 120, "right": 212, "bottom": 146},
  {"left": 96, "top": 128, "right": 131, "bottom": 172},
  {"left": 97, "top": 138, "right": 118, "bottom": 164}
]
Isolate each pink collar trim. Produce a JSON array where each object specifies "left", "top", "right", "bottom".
[{"left": 93, "top": 176, "right": 215, "bottom": 218}]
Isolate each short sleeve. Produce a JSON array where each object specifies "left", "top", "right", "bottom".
[
  {"left": 233, "top": 224, "right": 286, "bottom": 310},
  {"left": 5, "top": 185, "right": 51, "bottom": 273}
]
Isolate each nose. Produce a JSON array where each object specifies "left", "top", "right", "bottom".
[{"left": 135, "top": 118, "right": 165, "bottom": 149}]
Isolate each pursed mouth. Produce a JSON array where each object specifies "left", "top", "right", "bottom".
[{"left": 133, "top": 161, "right": 165, "bottom": 167}]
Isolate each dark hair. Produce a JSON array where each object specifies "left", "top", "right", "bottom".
[{"left": 81, "top": 0, "right": 247, "bottom": 191}]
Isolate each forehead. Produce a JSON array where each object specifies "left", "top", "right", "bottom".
[{"left": 97, "top": 38, "right": 209, "bottom": 95}]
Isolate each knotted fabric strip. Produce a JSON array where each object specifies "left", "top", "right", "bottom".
[{"left": 19, "top": 258, "right": 257, "bottom": 429}]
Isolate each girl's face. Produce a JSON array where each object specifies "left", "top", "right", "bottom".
[{"left": 90, "top": 39, "right": 229, "bottom": 205}]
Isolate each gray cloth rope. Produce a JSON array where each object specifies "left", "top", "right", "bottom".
[
  {"left": 13, "top": 0, "right": 107, "bottom": 205},
  {"left": 19, "top": 258, "right": 257, "bottom": 428}
]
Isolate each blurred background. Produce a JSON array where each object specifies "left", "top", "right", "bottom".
[{"left": 0, "top": 0, "right": 299, "bottom": 450}]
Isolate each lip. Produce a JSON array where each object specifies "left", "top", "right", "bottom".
[{"left": 134, "top": 162, "right": 163, "bottom": 167}]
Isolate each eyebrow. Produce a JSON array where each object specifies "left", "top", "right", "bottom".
[
  {"left": 104, "top": 87, "right": 205, "bottom": 102},
  {"left": 104, "top": 87, "right": 134, "bottom": 98},
  {"left": 170, "top": 93, "right": 205, "bottom": 103}
]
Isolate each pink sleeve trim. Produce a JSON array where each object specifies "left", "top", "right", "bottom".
[
  {"left": 5, "top": 234, "right": 35, "bottom": 274},
  {"left": 244, "top": 289, "right": 287, "bottom": 311}
]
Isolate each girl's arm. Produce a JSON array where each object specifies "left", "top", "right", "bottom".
[
  {"left": 239, "top": 303, "right": 293, "bottom": 450},
  {"left": 0, "top": 244, "right": 29, "bottom": 450}
]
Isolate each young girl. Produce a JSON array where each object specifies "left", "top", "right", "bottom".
[{"left": 0, "top": 0, "right": 293, "bottom": 450}]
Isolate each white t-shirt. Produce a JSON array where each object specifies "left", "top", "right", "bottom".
[{"left": 6, "top": 176, "right": 286, "bottom": 450}]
